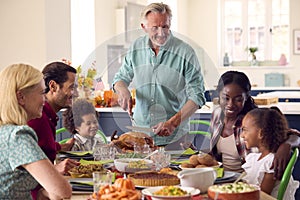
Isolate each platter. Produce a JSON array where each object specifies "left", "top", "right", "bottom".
[
  {"left": 214, "top": 171, "right": 240, "bottom": 184},
  {"left": 216, "top": 171, "right": 236, "bottom": 180},
  {"left": 59, "top": 151, "right": 94, "bottom": 160},
  {"left": 69, "top": 178, "right": 93, "bottom": 192},
  {"left": 142, "top": 186, "right": 200, "bottom": 200}
]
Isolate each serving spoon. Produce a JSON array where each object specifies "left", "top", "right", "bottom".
[{"left": 233, "top": 171, "right": 247, "bottom": 183}]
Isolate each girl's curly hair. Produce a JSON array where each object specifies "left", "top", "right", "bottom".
[{"left": 246, "top": 107, "right": 288, "bottom": 152}]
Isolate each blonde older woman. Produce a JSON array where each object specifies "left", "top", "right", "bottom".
[{"left": 0, "top": 64, "right": 72, "bottom": 199}]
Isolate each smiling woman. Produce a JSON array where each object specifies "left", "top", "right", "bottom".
[{"left": 0, "top": 64, "right": 72, "bottom": 200}]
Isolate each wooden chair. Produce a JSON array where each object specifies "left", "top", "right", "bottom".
[{"left": 277, "top": 147, "right": 299, "bottom": 200}]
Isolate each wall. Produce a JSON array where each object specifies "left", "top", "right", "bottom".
[
  {"left": 0, "top": 0, "right": 46, "bottom": 69},
  {"left": 0, "top": 0, "right": 71, "bottom": 70},
  {"left": 1, "top": 0, "right": 300, "bottom": 87}
]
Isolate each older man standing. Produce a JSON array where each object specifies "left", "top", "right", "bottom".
[{"left": 113, "top": 3, "right": 206, "bottom": 150}]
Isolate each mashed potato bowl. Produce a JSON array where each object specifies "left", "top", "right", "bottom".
[{"left": 207, "top": 182, "right": 260, "bottom": 200}]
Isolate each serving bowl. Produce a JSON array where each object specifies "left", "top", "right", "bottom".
[
  {"left": 114, "top": 158, "right": 153, "bottom": 172},
  {"left": 207, "top": 182, "right": 260, "bottom": 200},
  {"left": 142, "top": 186, "right": 200, "bottom": 200}
]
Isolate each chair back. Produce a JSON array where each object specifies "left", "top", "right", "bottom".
[
  {"left": 189, "top": 119, "right": 211, "bottom": 136},
  {"left": 277, "top": 147, "right": 299, "bottom": 200},
  {"left": 56, "top": 128, "right": 108, "bottom": 144}
]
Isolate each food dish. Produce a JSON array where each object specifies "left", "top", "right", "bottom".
[
  {"left": 142, "top": 186, "right": 200, "bottom": 200},
  {"left": 68, "top": 163, "right": 105, "bottom": 178},
  {"left": 114, "top": 158, "right": 153, "bottom": 173},
  {"left": 128, "top": 171, "right": 180, "bottom": 187},
  {"left": 208, "top": 182, "right": 260, "bottom": 200}
]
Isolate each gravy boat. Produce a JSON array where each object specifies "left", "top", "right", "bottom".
[{"left": 177, "top": 167, "right": 216, "bottom": 193}]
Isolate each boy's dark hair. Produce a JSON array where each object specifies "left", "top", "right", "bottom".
[{"left": 63, "top": 98, "right": 98, "bottom": 134}]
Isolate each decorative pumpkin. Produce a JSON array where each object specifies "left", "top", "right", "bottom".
[{"left": 113, "top": 177, "right": 135, "bottom": 190}]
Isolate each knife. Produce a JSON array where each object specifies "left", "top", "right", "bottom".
[{"left": 125, "top": 126, "right": 154, "bottom": 132}]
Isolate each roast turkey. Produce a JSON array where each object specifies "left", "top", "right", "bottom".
[{"left": 111, "top": 131, "right": 156, "bottom": 152}]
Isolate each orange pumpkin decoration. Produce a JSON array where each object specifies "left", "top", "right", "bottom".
[{"left": 113, "top": 177, "right": 135, "bottom": 190}]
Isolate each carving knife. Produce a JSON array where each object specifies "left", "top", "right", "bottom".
[{"left": 125, "top": 126, "right": 154, "bottom": 132}]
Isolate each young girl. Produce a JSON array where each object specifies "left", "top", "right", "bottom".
[
  {"left": 241, "top": 107, "right": 299, "bottom": 199},
  {"left": 63, "top": 98, "right": 105, "bottom": 151}
]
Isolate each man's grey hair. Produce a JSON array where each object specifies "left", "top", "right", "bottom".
[{"left": 140, "top": 2, "right": 172, "bottom": 23}]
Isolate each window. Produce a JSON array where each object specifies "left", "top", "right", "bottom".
[{"left": 221, "top": 0, "right": 289, "bottom": 63}]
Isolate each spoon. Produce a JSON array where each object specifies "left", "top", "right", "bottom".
[
  {"left": 143, "top": 149, "right": 159, "bottom": 160},
  {"left": 234, "top": 171, "right": 247, "bottom": 183}
]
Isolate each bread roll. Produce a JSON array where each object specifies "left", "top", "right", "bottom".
[
  {"left": 189, "top": 155, "right": 200, "bottom": 166},
  {"left": 197, "top": 153, "right": 215, "bottom": 166}
]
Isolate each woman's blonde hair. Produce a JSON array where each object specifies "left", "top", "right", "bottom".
[{"left": 0, "top": 63, "right": 43, "bottom": 125}]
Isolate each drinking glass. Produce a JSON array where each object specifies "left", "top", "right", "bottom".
[
  {"left": 92, "top": 171, "right": 113, "bottom": 193},
  {"left": 134, "top": 144, "right": 151, "bottom": 158},
  {"left": 151, "top": 147, "right": 171, "bottom": 171},
  {"left": 93, "top": 145, "right": 116, "bottom": 161}
]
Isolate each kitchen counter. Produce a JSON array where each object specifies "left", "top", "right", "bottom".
[
  {"left": 95, "top": 101, "right": 300, "bottom": 115},
  {"left": 94, "top": 102, "right": 300, "bottom": 136},
  {"left": 257, "top": 91, "right": 300, "bottom": 99}
]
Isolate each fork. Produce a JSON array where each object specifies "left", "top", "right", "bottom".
[{"left": 129, "top": 112, "right": 136, "bottom": 126}]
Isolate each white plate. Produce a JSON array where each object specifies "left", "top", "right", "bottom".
[
  {"left": 216, "top": 171, "right": 236, "bottom": 181},
  {"left": 142, "top": 186, "right": 200, "bottom": 200}
]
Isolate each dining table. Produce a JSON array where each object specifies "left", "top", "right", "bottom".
[
  {"left": 69, "top": 190, "right": 276, "bottom": 200},
  {"left": 63, "top": 150, "right": 277, "bottom": 200}
]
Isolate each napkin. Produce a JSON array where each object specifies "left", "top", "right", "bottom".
[
  {"left": 170, "top": 159, "right": 190, "bottom": 165},
  {"left": 79, "top": 159, "right": 113, "bottom": 165},
  {"left": 170, "top": 148, "right": 197, "bottom": 164},
  {"left": 182, "top": 148, "right": 196, "bottom": 155},
  {"left": 214, "top": 167, "right": 224, "bottom": 178}
]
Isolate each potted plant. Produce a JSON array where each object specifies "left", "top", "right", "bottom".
[{"left": 246, "top": 47, "right": 258, "bottom": 66}]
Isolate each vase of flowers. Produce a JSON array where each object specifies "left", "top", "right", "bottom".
[{"left": 248, "top": 47, "right": 258, "bottom": 66}]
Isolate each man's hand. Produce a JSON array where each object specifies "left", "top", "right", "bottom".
[
  {"left": 153, "top": 120, "right": 177, "bottom": 137},
  {"left": 272, "top": 143, "right": 291, "bottom": 180},
  {"left": 55, "top": 158, "right": 80, "bottom": 175},
  {"left": 114, "top": 81, "right": 132, "bottom": 114}
]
